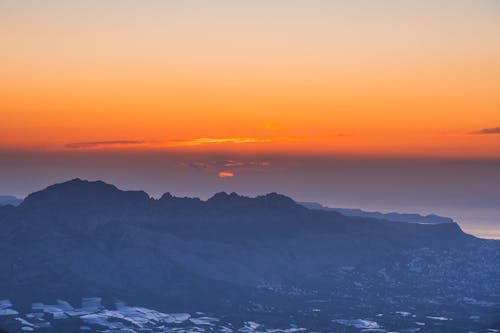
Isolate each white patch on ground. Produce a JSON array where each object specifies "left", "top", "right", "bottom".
[
  {"left": 15, "top": 317, "right": 35, "bottom": 327},
  {"left": 32, "top": 300, "right": 74, "bottom": 319},
  {"left": 0, "top": 299, "right": 19, "bottom": 316},
  {"left": 0, "top": 308, "right": 19, "bottom": 316},
  {"left": 238, "top": 321, "right": 261, "bottom": 332},
  {"left": 245, "top": 321, "right": 260, "bottom": 329},
  {"left": 426, "top": 316, "right": 452, "bottom": 321},
  {"left": 189, "top": 316, "right": 220, "bottom": 325},
  {"left": 26, "top": 313, "right": 44, "bottom": 319},
  {"left": 78, "top": 302, "right": 190, "bottom": 330},
  {"left": 333, "top": 319, "right": 380, "bottom": 329},
  {"left": 0, "top": 299, "right": 13, "bottom": 308},
  {"left": 14, "top": 314, "right": 51, "bottom": 329},
  {"left": 80, "top": 312, "right": 127, "bottom": 330},
  {"left": 396, "top": 311, "right": 411, "bottom": 317},
  {"left": 114, "top": 302, "right": 190, "bottom": 326},
  {"left": 81, "top": 298, "right": 103, "bottom": 311}
]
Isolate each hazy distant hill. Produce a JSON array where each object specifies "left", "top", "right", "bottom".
[
  {"left": 299, "top": 201, "right": 454, "bottom": 224},
  {"left": 0, "top": 195, "right": 22, "bottom": 207},
  {"left": 0, "top": 179, "right": 498, "bottom": 332}
]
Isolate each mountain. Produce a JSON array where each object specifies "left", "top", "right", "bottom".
[
  {"left": 0, "top": 179, "right": 498, "bottom": 332},
  {"left": 299, "top": 201, "right": 454, "bottom": 224},
  {"left": 0, "top": 196, "right": 22, "bottom": 207}
]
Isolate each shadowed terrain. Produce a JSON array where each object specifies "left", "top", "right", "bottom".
[{"left": 0, "top": 179, "right": 498, "bottom": 332}]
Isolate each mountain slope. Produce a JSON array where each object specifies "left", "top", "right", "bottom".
[
  {"left": 0, "top": 195, "right": 22, "bottom": 207},
  {"left": 299, "top": 201, "right": 454, "bottom": 224},
  {"left": 0, "top": 179, "right": 498, "bottom": 332}
]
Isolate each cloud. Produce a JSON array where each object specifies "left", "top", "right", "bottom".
[
  {"left": 218, "top": 171, "right": 234, "bottom": 178},
  {"left": 222, "top": 160, "right": 271, "bottom": 169},
  {"left": 178, "top": 160, "right": 271, "bottom": 172},
  {"left": 66, "top": 137, "right": 272, "bottom": 150},
  {"left": 65, "top": 136, "right": 307, "bottom": 150},
  {"left": 223, "top": 160, "right": 246, "bottom": 167},
  {"left": 65, "top": 140, "right": 146, "bottom": 149},
  {"left": 165, "top": 137, "right": 272, "bottom": 146},
  {"left": 471, "top": 127, "right": 500, "bottom": 135},
  {"left": 179, "top": 161, "right": 211, "bottom": 170},
  {"left": 176, "top": 159, "right": 271, "bottom": 182}
]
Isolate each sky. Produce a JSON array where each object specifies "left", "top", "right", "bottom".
[{"left": 1, "top": 1, "right": 499, "bottom": 238}]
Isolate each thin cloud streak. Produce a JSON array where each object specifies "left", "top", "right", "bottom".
[
  {"left": 470, "top": 128, "right": 500, "bottom": 135},
  {"left": 164, "top": 137, "right": 273, "bottom": 146},
  {"left": 66, "top": 137, "right": 308, "bottom": 150},
  {"left": 178, "top": 160, "right": 271, "bottom": 173},
  {"left": 65, "top": 141, "right": 147, "bottom": 149}
]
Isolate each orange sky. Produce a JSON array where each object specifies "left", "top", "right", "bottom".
[{"left": 2, "top": 1, "right": 500, "bottom": 157}]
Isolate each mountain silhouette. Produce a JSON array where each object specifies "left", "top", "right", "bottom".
[
  {"left": 0, "top": 196, "right": 22, "bottom": 207},
  {"left": 0, "top": 179, "right": 498, "bottom": 331},
  {"left": 299, "top": 201, "right": 454, "bottom": 224}
]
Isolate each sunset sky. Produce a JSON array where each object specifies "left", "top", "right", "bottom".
[
  {"left": 1, "top": 1, "right": 500, "bottom": 237},
  {"left": 2, "top": 0, "right": 500, "bottom": 156}
]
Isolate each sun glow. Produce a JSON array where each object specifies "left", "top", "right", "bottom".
[{"left": 218, "top": 171, "right": 235, "bottom": 178}]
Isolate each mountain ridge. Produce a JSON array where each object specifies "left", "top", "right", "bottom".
[
  {"left": 299, "top": 201, "right": 454, "bottom": 224},
  {"left": 2, "top": 179, "right": 467, "bottom": 244},
  {"left": 0, "top": 179, "right": 498, "bottom": 332},
  {"left": 14, "top": 179, "right": 461, "bottom": 228}
]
